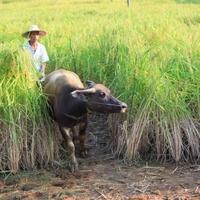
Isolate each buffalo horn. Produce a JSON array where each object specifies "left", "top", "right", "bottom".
[{"left": 71, "top": 88, "right": 96, "bottom": 98}]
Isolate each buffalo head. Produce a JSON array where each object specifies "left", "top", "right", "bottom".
[{"left": 71, "top": 80, "right": 127, "bottom": 113}]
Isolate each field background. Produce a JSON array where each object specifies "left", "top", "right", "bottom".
[{"left": 0, "top": 0, "right": 200, "bottom": 172}]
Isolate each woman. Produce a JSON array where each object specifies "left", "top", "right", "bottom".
[{"left": 22, "top": 25, "right": 49, "bottom": 81}]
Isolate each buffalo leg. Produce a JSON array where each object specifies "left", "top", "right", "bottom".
[
  {"left": 59, "top": 126, "right": 78, "bottom": 172},
  {"left": 71, "top": 126, "right": 79, "bottom": 146},
  {"left": 79, "top": 119, "right": 88, "bottom": 157}
]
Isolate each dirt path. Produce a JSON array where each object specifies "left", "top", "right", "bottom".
[{"left": 0, "top": 114, "right": 200, "bottom": 200}]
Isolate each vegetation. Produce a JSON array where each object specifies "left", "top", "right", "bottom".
[
  {"left": 176, "top": 0, "right": 200, "bottom": 4},
  {"left": 0, "top": 0, "right": 200, "bottom": 172}
]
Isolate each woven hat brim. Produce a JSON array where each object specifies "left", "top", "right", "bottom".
[{"left": 22, "top": 30, "right": 46, "bottom": 38}]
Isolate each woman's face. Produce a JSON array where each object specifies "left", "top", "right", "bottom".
[{"left": 29, "top": 31, "right": 40, "bottom": 43}]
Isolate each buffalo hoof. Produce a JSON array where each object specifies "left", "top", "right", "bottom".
[
  {"left": 69, "top": 160, "right": 79, "bottom": 173},
  {"left": 79, "top": 149, "right": 88, "bottom": 158}
]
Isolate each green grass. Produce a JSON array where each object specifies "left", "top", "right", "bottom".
[
  {"left": 0, "top": 0, "right": 200, "bottom": 171},
  {"left": 176, "top": 0, "right": 200, "bottom": 4}
]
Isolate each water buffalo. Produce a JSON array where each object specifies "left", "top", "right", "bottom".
[{"left": 43, "top": 69, "right": 127, "bottom": 172}]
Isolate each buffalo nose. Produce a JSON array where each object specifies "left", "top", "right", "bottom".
[{"left": 121, "top": 102, "right": 127, "bottom": 113}]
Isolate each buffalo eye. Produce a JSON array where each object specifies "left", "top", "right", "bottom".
[{"left": 99, "top": 92, "right": 106, "bottom": 98}]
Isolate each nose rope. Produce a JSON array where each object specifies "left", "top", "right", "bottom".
[
  {"left": 88, "top": 102, "right": 125, "bottom": 107},
  {"left": 63, "top": 102, "right": 126, "bottom": 121}
]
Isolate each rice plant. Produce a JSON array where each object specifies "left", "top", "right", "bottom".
[{"left": 0, "top": 0, "right": 200, "bottom": 171}]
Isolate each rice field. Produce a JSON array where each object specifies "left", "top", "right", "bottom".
[{"left": 0, "top": 0, "right": 200, "bottom": 172}]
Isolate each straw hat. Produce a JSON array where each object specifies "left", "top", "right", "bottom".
[{"left": 22, "top": 25, "right": 46, "bottom": 38}]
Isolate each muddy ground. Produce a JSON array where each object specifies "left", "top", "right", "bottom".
[{"left": 0, "top": 114, "right": 200, "bottom": 200}]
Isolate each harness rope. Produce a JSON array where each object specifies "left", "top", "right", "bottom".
[
  {"left": 63, "top": 102, "right": 122, "bottom": 121},
  {"left": 87, "top": 102, "right": 123, "bottom": 107},
  {"left": 64, "top": 113, "right": 86, "bottom": 121}
]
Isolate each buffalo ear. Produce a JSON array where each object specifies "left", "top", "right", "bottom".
[{"left": 86, "top": 80, "right": 96, "bottom": 88}]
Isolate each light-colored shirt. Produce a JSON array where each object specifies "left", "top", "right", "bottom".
[{"left": 23, "top": 41, "right": 49, "bottom": 72}]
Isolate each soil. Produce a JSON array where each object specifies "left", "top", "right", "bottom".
[{"left": 0, "top": 114, "right": 200, "bottom": 200}]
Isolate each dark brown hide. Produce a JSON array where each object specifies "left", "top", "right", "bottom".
[{"left": 43, "top": 69, "right": 127, "bottom": 172}]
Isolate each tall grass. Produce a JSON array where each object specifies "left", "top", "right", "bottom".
[
  {"left": 176, "top": 0, "right": 200, "bottom": 4},
  {"left": 0, "top": 0, "right": 200, "bottom": 171},
  {"left": 0, "top": 46, "right": 59, "bottom": 172}
]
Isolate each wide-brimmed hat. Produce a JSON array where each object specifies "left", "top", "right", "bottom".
[{"left": 22, "top": 25, "right": 46, "bottom": 38}]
